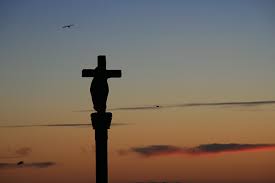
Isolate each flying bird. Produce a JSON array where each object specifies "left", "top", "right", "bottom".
[
  {"left": 62, "top": 24, "right": 74, "bottom": 29},
  {"left": 17, "top": 161, "right": 24, "bottom": 165}
]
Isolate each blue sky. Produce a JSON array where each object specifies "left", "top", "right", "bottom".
[
  {"left": 0, "top": 0, "right": 274, "bottom": 124},
  {"left": 0, "top": 0, "right": 274, "bottom": 116}
]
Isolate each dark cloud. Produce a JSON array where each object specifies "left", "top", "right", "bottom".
[
  {"left": 121, "top": 143, "right": 275, "bottom": 157},
  {"left": 187, "top": 143, "right": 275, "bottom": 155},
  {"left": 0, "top": 161, "right": 56, "bottom": 169},
  {"left": 131, "top": 145, "right": 182, "bottom": 157},
  {"left": 135, "top": 181, "right": 182, "bottom": 183},
  {"left": 0, "top": 122, "right": 128, "bottom": 128}
]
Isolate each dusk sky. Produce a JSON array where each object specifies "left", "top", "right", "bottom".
[{"left": 0, "top": 1, "right": 275, "bottom": 183}]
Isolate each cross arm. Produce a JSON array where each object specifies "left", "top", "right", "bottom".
[
  {"left": 82, "top": 69, "right": 96, "bottom": 77},
  {"left": 82, "top": 69, "right": 121, "bottom": 78},
  {"left": 107, "top": 70, "right": 121, "bottom": 78}
]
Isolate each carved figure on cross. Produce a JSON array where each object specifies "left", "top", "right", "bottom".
[{"left": 82, "top": 55, "right": 121, "bottom": 113}]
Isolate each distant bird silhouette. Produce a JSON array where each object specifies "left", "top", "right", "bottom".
[
  {"left": 17, "top": 161, "right": 24, "bottom": 165},
  {"left": 62, "top": 24, "right": 74, "bottom": 29}
]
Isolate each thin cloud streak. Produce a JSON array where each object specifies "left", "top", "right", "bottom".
[
  {"left": 115, "top": 100, "right": 275, "bottom": 111},
  {"left": 121, "top": 143, "right": 275, "bottom": 157},
  {"left": 73, "top": 106, "right": 159, "bottom": 112},
  {"left": 0, "top": 122, "right": 128, "bottom": 128},
  {"left": 75, "top": 100, "right": 275, "bottom": 112},
  {"left": 174, "top": 100, "right": 275, "bottom": 107},
  {"left": 0, "top": 162, "right": 56, "bottom": 169}
]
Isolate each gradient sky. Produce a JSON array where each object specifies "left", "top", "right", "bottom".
[{"left": 0, "top": 1, "right": 275, "bottom": 183}]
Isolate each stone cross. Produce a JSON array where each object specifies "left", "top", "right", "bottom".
[
  {"left": 82, "top": 55, "right": 121, "bottom": 183},
  {"left": 82, "top": 55, "right": 121, "bottom": 112}
]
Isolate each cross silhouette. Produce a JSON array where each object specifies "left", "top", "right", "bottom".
[
  {"left": 82, "top": 55, "right": 121, "bottom": 113},
  {"left": 81, "top": 55, "right": 122, "bottom": 183}
]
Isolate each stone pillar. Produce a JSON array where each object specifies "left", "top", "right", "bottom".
[{"left": 91, "top": 112, "right": 112, "bottom": 183}]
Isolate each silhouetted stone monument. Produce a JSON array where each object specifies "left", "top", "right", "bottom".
[{"left": 82, "top": 55, "right": 121, "bottom": 183}]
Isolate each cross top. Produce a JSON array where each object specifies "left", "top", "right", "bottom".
[
  {"left": 82, "top": 55, "right": 121, "bottom": 78},
  {"left": 97, "top": 55, "right": 106, "bottom": 69},
  {"left": 82, "top": 55, "right": 121, "bottom": 113}
]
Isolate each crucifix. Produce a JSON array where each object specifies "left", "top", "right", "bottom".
[{"left": 82, "top": 55, "right": 121, "bottom": 183}]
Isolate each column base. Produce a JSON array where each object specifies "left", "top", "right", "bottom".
[{"left": 91, "top": 112, "right": 112, "bottom": 129}]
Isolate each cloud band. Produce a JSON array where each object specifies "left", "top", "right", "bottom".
[{"left": 121, "top": 143, "right": 275, "bottom": 157}]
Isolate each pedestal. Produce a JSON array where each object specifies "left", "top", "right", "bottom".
[{"left": 91, "top": 112, "right": 112, "bottom": 183}]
